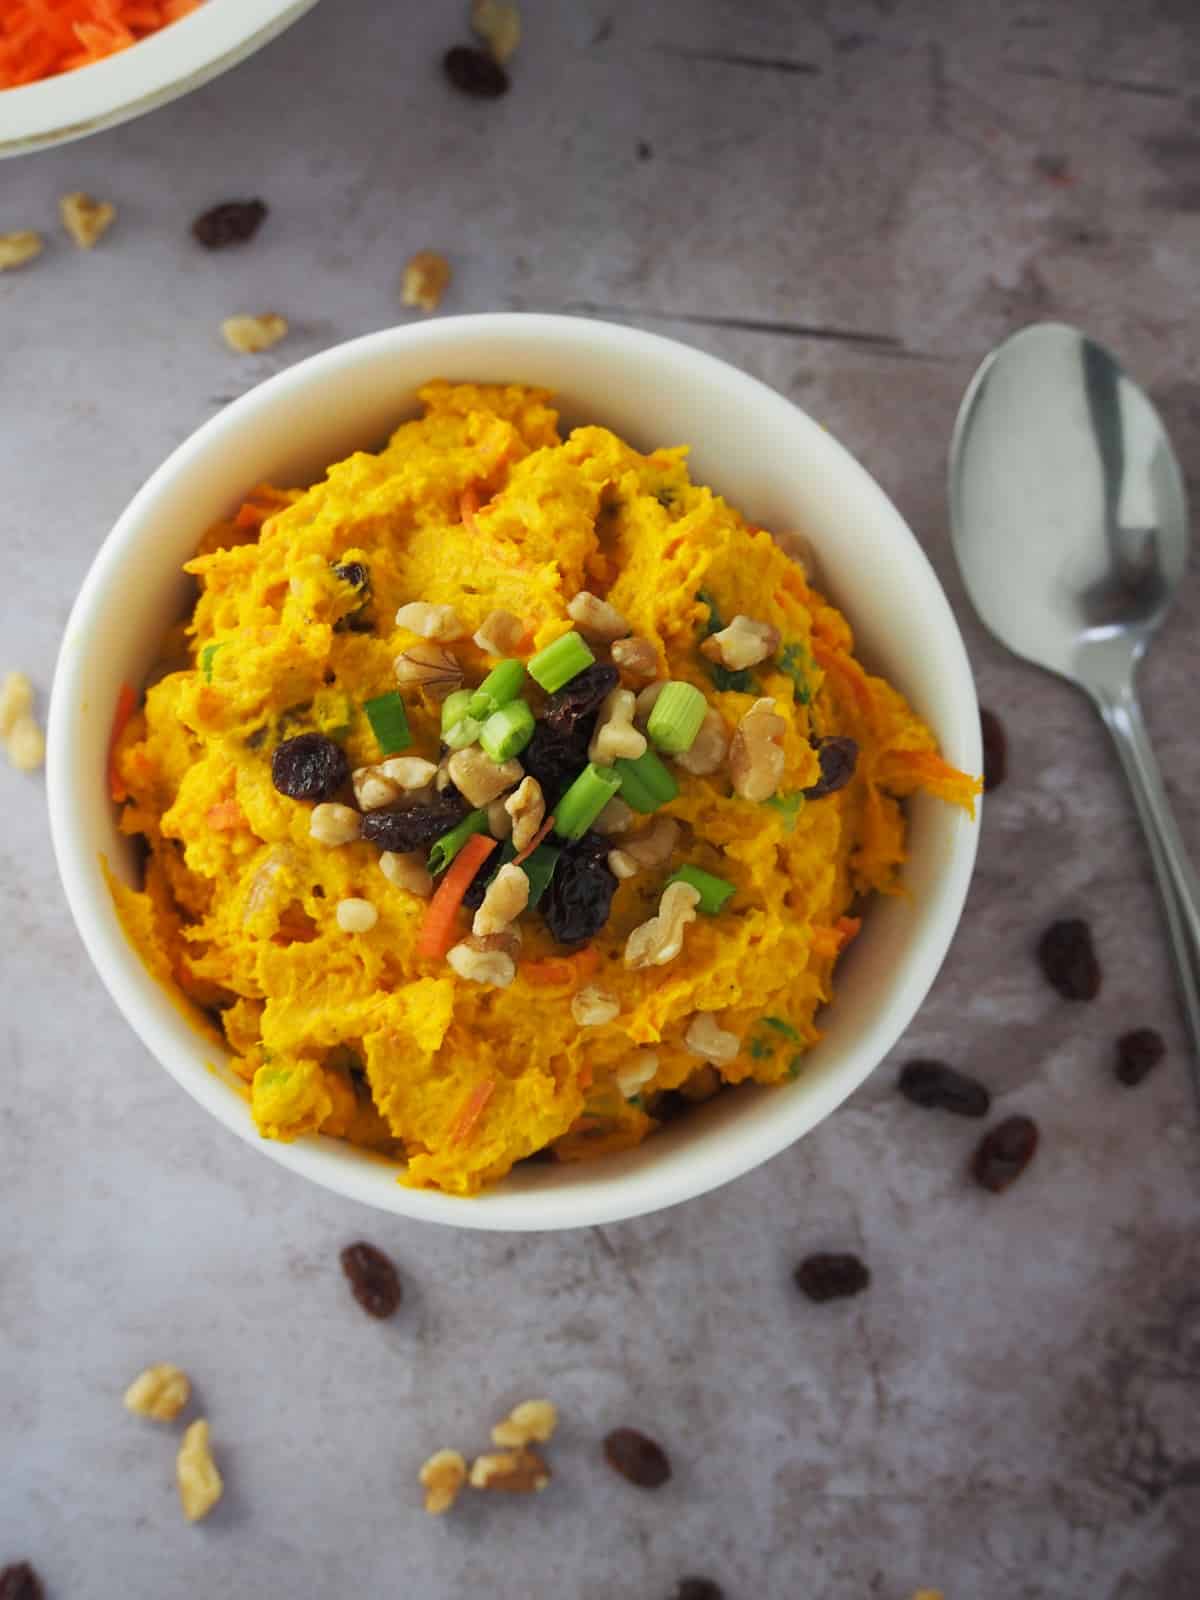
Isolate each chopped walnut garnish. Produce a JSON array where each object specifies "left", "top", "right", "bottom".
[
  {"left": 447, "top": 746, "right": 523, "bottom": 806},
  {"left": 447, "top": 941, "right": 517, "bottom": 988},
  {"left": 625, "top": 881, "right": 700, "bottom": 969},
  {"left": 571, "top": 985, "right": 620, "bottom": 1026},
  {"left": 611, "top": 636, "right": 658, "bottom": 680},
  {"left": 6, "top": 713, "right": 44, "bottom": 773},
  {"left": 487, "top": 795, "right": 514, "bottom": 838},
  {"left": 473, "top": 609, "right": 526, "bottom": 656},
  {"left": 59, "top": 191, "right": 116, "bottom": 249},
  {"left": 221, "top": 312, "right": 288, "bottom": 353},
  {"left": 354, "top": 755, "right": 437, "bottom": 812},
  {"left": 471, "top": 0, "right": 521, "bottom": 63},
  {"left": 380, "top": 850, "right": 434, "bottom": 898},
  {"left": 176, "top": 1420, "right": 223, "bottom": 1523},
  {"left": 469, "top": 1448, "right": 551, "bottom": 1492},
  {"left": 473, "top": 862, "right": 530, "bottom": 937},
  {"left": 505, "top": 775, "right": 545, "bottom": 852},
  {"left": 608, "top": 817, "right": 679, "bottom": 879},
  {"left": 684, "top": 1011, "right": 740, "bottom": 1065},
  {"left": 701, "top": 614, "right": 781, "bottom": 672},
  {"left": 0, "top": 231, "right": 43, "bottom": 271},
  {"left": 309, "top": 802, "right": 362, "bottom": 845},
  {"left": 0, "top": 671, "right": 33, "bottom": 738},
  {"left": 123, "top": 1363, "right": 191, "bottom": 1422},
  {"left": 589, "top": 687, "right": 647, "bottom": 765},
  {"left": 394, "top": 642, "right": 463, "bottom": 701},
  {"left": 567, "top": 590, "right": 629, "bottom": 643},
  {"left": 729, "top": 697, "right": 787, "bottom": 802},
  {"left": 615, "top": 1050, "right": 659, "bottom": 1099},
  {"left": 419, "top": 1448, "right": 468, "bottom": 1514},
  {"left": 394, "top": 601, "right": 465, "bottom": 641},
  {"left": 402, "top": 250, "right": 452, "bottom": 313},
  {"left": 491, "top": 1398, "right": 558, "bottom": 1448},
  {"left": 592, "top": 795, "right": 635, "bottom": 835},
  {"left": 675, "top": 707, "right": 729, "bottom": 776}
]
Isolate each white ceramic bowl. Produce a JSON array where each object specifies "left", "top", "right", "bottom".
[
  {"left": 0, "top": 0, "right": 319, "bottom": 158},
  {"left": 48, "top": 314, "right": 981, "bottom": 1230}
]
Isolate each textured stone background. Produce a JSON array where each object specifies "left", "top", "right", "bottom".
[{"left": 2, "top": 1, "right": 1199, "bottom": 1595}]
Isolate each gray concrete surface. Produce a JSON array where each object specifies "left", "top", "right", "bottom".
[{"left": 2, "top": 1, "right": 1199, "bottom": 1595}]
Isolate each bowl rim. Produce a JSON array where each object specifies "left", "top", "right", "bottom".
[
  {"left": 47, "top": 312, "right": 981, "bottom": 1230},
  {"left": 0, "top": 0, "right": 320, "bottom": 158}
]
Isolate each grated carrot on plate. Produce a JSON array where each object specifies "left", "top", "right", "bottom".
[{"left": 0, "top": 0, "right": 202, "bottom": 89}]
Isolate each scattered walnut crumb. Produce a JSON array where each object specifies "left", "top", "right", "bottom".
[
  {"left": 59, "top": 191, "right": 116, "bottom": 249},
  {"left": 0, "top": 232, "right": 43, "bottom": 271},
  {"left": 471, "top": 0, "right": 521, "bottom": 64},
  {"left": 469, "top": 1448, "right": 551, "bottom": 1492},
  {"left": 221, "top": 312, "right": 289, "bottom": 354},
  {"left": 419, "top": 1448, "right": 468, "bottom": 1514},
  {"left": 0, "top": 672, "right": 33, "bottom": 739},
  {"left": 176, "top": 1419, "right": 223, "bottom": 1523},
  {"left": 123, "top": 1362, "right": 191, "bottom": 1422},
  {"left": 491, "top": 1398, "right": 558, "bottom": 1448},
  {"left": 572, "top": 984, "right": 620, "bottom": 1026},
  {"left": 624, "top": 880, "right": 700, "bottom": 969},
  {"left": 402, "top": 250, "right": 452, "bottom": 313},
  {"left": 2, "top": 676, "right": 43, "bottom": 773}
]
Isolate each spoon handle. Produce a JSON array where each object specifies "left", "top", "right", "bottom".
[{"left": 1093, "top": 680, "right": 1200, "bottom": 1103}]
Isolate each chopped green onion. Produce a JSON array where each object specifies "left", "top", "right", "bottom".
[
  {"left": 441, "top": 688, "right": 474, "bottom": 737},
  {"left": 709, "top": 663, "right": 755, "bottom": 694},
  {"left": 554, "top": 763, "right": 622, "bottom": 840},
  {"left": 199, "top": 642, "right": 226, "bottom": 682},
  {"left": 762, "top": 1016, "right": 801, "bottom": 1041},
  {"left": 468, "top": 658, "right": 526, "bottom": 719},
  {"left": 527, "top": 631, "right": 595, "bottom": 693},
  {"left": 443, "top": 715, "right": 483, "bottom": 751},
  {"left": 778, "top": 642, "right": 811, "bottom": 705},
  {"left": 614, "top": 749, "right": 679, "bottom": 814},
  {"left": 697, "top": 589, "right": 724, "bottom": 637},
  {"left": 787, "top": 1054, "right": 805, "bottom": 1080},
  {"left": 427, "top": 809, "right": 489, "bottom": 875},
  {"left": 479, "top": 699, "right": 535, "bottom": 762},
  {"left": 764, "top": 791, "right": 804, "bottom": 831},
  {"left": 647, "top": 680, "right": 708, "bottom": 755},
  {"left": 521, "top": 842, "right": 561, "bottom": 906},
  {"left": 667, "top": 864, "right": 735, "bottom": 915},
  {"left": 364, "top": 691, "right": 411, "bottom": 754}
]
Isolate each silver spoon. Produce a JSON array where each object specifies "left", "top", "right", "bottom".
[{"left": 950, "top": 320, "right": 1200, "bottom": 1098}]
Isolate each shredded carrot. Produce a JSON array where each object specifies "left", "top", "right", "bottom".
[
  {"left": 205, "top": 799, "right": 245, "bottom": 831},
  {"left": 0, "top": 0, "right": 202, "bottom": 88},
  {"left": 577, "top": 1063, "right": 594, "bottom": 1091},
  {"left": 107, "top": 681, "right": 137, "bottom": 803},
  {"left": 812, "top": 640, "right": 875, "bottom": 720},
  {"left": 232, "top": 486, "right": 289, "bottom": 530},
  {"left": 418, "top": 832, "right": 497, "bottom": 959},
  {"left": 522, "top": 945, "right": 601, "bottom": 988},
  {"left": 835, "top": 915, "right": 862, "bottom": 949},
  {"left": 458, "top": 487, "right": 480, "bottom": 532},
  {"left": 449, "top": 1077, "right": 495, "bottom": 1144},
  {"left": 512, "top": 814, "right": 555, "bottom": 866}
]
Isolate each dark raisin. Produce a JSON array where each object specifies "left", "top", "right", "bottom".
[
  {"left": 521, "top": 722, "right": 589, "bottom": 808},
  {"left": 794, "top": 1252, "right": 871, "bottom": 1303},
  {"left": 649, "top": 1089, "right": 690, "bottom": 1124},
  {"left": 192, "top": 198, "right": 268, "bottom": 249},
  {"left": 360, "top": 792, "right": 468, "bottom": 854},
  {"left": 603, "top": 1427, "right": 672, "bottom": 1489},
  {"left": 542, "top": 663, "right": 620, "bottom": 737},
  {"left": 339, "top": 1241, "right": 402, "bottom": 1319},
  {"left": 636, "top": 139, "right": 654, "bottom": 161},
  {"left": 332, "top": 561, "right": 372, "bottom": 632},
  {"left": 1115, "top": 1027, "right": 1166, "bottom": 1087},
  {"left": 970, "top": 1114, "right": 1039, "bottom": 1192},
  {"left": 271, "top": 732, "right": 349, "bottom": 801},
  {"left": 673, "top": 1581, "right": 724, "bottom": 1600},
  {"left": 462, "top": 843, "right": 507, "bottom": 910},
  {"left": 443, "top": 45, "right": 509, "bottom": 98},
  {"left": 0, "top": 1564, "right": 44, "bottom": 1600},
  {"left": 332, "top": 560, "right": 370, "bottom": 593},
  {"left": 980, "top": 707, "right": 1007, "bottom": 791},
  {"left": 540, "top": 831, "right": 618, "bottom": 946},
  {"left": 804, "top": 736, "right": 859, "bottom": 798},
  {"left": 898, "top": 1059, "right": 991, "bottom": 1118},
  {"left": 1038, "top": 918, "right": 1101, "bottom": 1000}
]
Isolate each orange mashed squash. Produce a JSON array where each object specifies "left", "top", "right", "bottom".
[{"left": 110, "top": 381, "right": 979, "bottom": 1195}]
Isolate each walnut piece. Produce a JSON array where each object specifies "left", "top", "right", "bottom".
[
  {"left": 0, "top": 672, "right": 33, "bottom": 738},
  {"left": 394, "top": 601, "right": 465, "bottom": 641},
  {"left": 505, "top": 775, "right": 545, "bottom": 852},
  {"left": 468, "top": 1448, "right": 551, "bottom": 1492},
  {"left": 336, "top": 897, "right": 378, "bottom": 933},
  {"left": 354, "top": 756, "right": 438, "bottom": 812},
  {"left": 487, "top": 795, "right": 514, "bottom": 838},
  {"left": 675, "top": 707, "right": 729, "bottom": 776},
  {"left": 380, "top": 850, "right": 434, "bottom": 898},
  {"left": 729, "top": 697, "right": 787, "bottom": 802},
  {"left": 419, "top": 1448, "right": 467, "bottom": 1514},
  {"left": 608, "top": 817, "right": 678, "bottom": 880},
  {"left": 0, "top": 231, "right": 43, "bottom": 271},
  {"left": 589, "top": 687, "right": 647, "bottom": 765},
  {"left": 447, "top": 941, "right": 517, "bottom": 988},
  {"left": 123, "top": 1363, "right": 191, "bottom": 1422},
  {"left": 491, "top": 1397, "right": 558, "bottom": 1447},
  {"left": 6, "top": 715, "right": 44, "bottom": 773},
  {"left": 473, "top": 609, "right": 526, "bottom": 656},
  {"left": 592, "top": 795, "right": 634, "bottom": 836},
  {"left": 684, "top": 1011, "right": 740, "bottom": 1065},
  {"left": 615, "top": 1050, "right": 659, "bottom": 1099},
  {"left": 700, "top": 614, "right": 781, "bottom": 671},
  {"left": 473, "top": 862, "right": 530, "bottom": 937},
  {"left": 571, "top": 984, "right": 620, "bottom": 1026},
  {"left": 447, "top": 746, "right": 523, "bottom": 806},
  {"left": 567, "top": 590, "right": 629, "bottom": 643},
  {"left": 624, "top": 881, "right": 700, "bottom": 969},
  {"left": 402, "top": 250, "right": 452, "bottom": 313},
  {"left": 393, "top": 642, "right": 463, "bottom": 701},
  {"left": 221, "top": 313, "right": 288, "bottom": 353},
  {"left": 611, "top": 636, "right": 658, "bottom": 680},
  {"left": 309, "top": 803, "right": 362, "bottom": 845},
  {"left": 176, "top": 1419, "right": 223, "bottom": 1523},
  {"left": 60, "top": 191, "right": 116, "bottom": 249},
  {"left": 471, "top": 0, "right": 521, "bottom": 63}
]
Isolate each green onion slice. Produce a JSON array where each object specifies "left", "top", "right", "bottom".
[
  {"left": 479, "top": 699, "right": 535, "bottom": 762},
  {"left": 646, "top": 680, "right": 707, "bottom": 755},
  {"left": 554, "top": 763, "right": 622, "bottom": 840},
  {"left": 363, "top": 691, "right": 412, "bottom": 755},
  {"left": 666, "top": 864, "right": 735, "bottom": 915},
  {"left": 527, "top": 631, "right": 595, "bottom": 693},
  {"left": 427, "top": 808, "right": 489, "bottom": 875},
  {"left": 613, "top": 749, "right": 679, "bottom": 814}
]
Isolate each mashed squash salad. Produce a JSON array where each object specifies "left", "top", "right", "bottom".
[{"left": 110, "top": 382, "right": 979, "bottom": 1195}]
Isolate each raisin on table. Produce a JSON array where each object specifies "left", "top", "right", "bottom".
[
  {"left": 361, "top": 792, "right": 468, "bottom": 853},
  {"left": 971, "top": 1115, "right": 1039, "bottom": 1193},
  {"left": 794, "top": 1252, "right": 870, "bottom": 1303},
  {"left": 673, "top": 1582, "right": 725, "bottom": 1600},
  {"left": 898, "top": 1059, "right": 991, "bottom": 1118},
  {"left": 1115, "top": 1027, "right": 1166, "bottom": 1087},
  {"left": 1038, "top": 918, "right": 1101, "bottom": 1000},
  {"left": 443, "top": 45, "right": 509, "bottom": 98},
  {"left": 603, "top": 1427, "right": 672, "bottom": 1489},
  {"left": 980, "top": 707, "right": 1007, "bottom": 791},
  {"left": 540, "top": 832, "right": 617, "bottom": 945},
  {"left": 192, "top": 199, "right": 268, "bottom": 249},
  {"left": 340, "top": 1241, "right": 402, "bottom": 1319},
  {"left": 0, "top": 1564, "right": 44, "bottom": 1600},
  {"left": 804, "top": 736, "right": 859, "bottom": 798},
  {"left": 271, "top": 733, "right": 349, "bottom": 802}
]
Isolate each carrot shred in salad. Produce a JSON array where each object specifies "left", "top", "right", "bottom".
[{"left": 0, "top": 0, "right": 202, "bottom": 89}]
